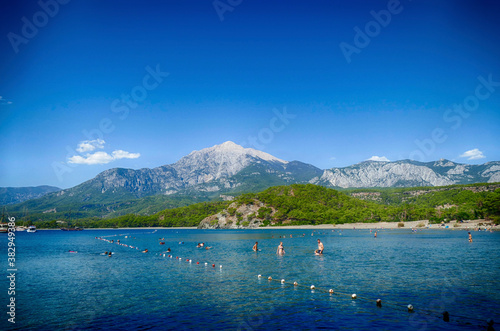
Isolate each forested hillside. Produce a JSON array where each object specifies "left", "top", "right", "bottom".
[{"left": 19, "top": 183, "right": 500, "bottom": 229}]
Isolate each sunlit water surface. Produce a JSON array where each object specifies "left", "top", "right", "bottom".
[{"left": 1, "top": 228, "right": 499, "bottom": 330}]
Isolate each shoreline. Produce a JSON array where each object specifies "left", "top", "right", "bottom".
[
  {"left": 37, "top": 227, "right": 198, "bottom": 231},
  {"left": 33, "top": 220, "right": 496, "bottom": 231}
]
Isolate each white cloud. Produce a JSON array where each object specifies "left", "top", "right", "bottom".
[
  {"left": 68, "top": 150, "right": 141, "bottom": 165},
  {"left": 459, "top": 148, "right": 485, "bottom": 160},
  {"left": 367, "top": 156, "right": 390, "bottom": 162},
  {"left": 68, "top": 144, "right": 140, "bottom": 165},
  {"left": 111, "top": 150, "right": 141, "bottom": 160},
  {"left": 76, "top": 139, "right": 105, "bottom": 153},
  {"left": 68, "top": 151, "right": 114, "bottom": 165}
]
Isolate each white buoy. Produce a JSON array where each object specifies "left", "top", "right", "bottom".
[
  {"left": 293, "top": 281, "right": 298, "bottom": 286},
  {"left": 352, "top": 294, "right": 357, "bottom": 299},
  {"left": 329, "top": 289, "right": 334, "bottom": 294},
  {"left": 163, "top": 254, "right": 165, "bottom": 257},
  {"left": 407, "top": 304, "right": 414, "bottom": 312},
  {"left": 281, "top": 279, "right": 285, "bottom": 284},
  {"left": 220, "top": 265, "right": 222, "bottom": 268},
  {"left": 205, "top": 262, "right": 208, "bottom": 266},
  {"left": 189, "top": 259, "right": 192, "bottom": 263},
  {"left": 311, "top": 285, "right": 315, "bottom": 290}
]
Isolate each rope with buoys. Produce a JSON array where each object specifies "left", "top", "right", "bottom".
[
  {"left": 160, "top": 254, "right": 222, "bottom": 270},
  {"left": 258, "top": 275, "right": 495, "bottom": 329},
  {"left": 96, "top": 237, "right": 224, "bottom": 269},
  {"left": 98, "top": 229, "right": 157, "bottom": 239},
  {"left": 95, "top": 237, "right": 141, "bottom": 250}
]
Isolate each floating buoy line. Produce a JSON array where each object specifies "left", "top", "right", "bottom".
[
  {"left": 98, "top": 229, "right": 157, "bottom": 239},
  {"left": 160, "top": 253, "right": 222, "bottom": 270},
  {"left": 95, "top": 237, "right": 223, "bottom": 269},
  {"left": 259, "top": 275, "right": 495, "bottom": 329},
  {"left": 95, "top": 236, "right": 142, "bottom": 250}
]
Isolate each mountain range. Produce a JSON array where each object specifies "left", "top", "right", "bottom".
[
  {"left": 0, "top": 186, "right": 61, "bottom": 206},
  {"left": 3, "top": 141, "right": 499, "bottom": 217}
]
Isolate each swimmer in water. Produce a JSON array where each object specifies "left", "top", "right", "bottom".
[
  {"left": 142, "top": 249, "right": 148, "bottom": 253},
  {"left": 315, "top": 239, "right": 324, "bottom": 255},
  {"left": 253, "top": 242, "right": 258, "bottom": 251},
  {"left": 277, "top": 242, "right": 285, "bottom": 255},
  {"left": 468, "top": 232, "right": 473, "bottom": 243},
  {"left": 167, "top": 248, "right": 171, "bottom": 252}
]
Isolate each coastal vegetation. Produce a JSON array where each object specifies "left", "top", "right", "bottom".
[
  {"left": 16, "top": 183, "right": 500, "bottom": 229},
  {"left": 201, "top": 184, "right": 500, "bottom": 227}
]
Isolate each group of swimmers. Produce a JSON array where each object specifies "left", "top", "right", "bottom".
[
  {"left": 197, "top": 242, "right": 212, "bottom": 249},
  {"left": 252, "top": 239, "right": 324, "bottom": 255}
]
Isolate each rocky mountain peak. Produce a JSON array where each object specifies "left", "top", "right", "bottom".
[
  {"left": 193, "top": 141, "right": 287, "bottom": 163},
  {"left": 169, "top": 141, "right": 287, "bottom": 186}
]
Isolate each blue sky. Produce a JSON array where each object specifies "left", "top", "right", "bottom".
[{"left": 1, "top": 0, "right": 499, "bottom": 189}]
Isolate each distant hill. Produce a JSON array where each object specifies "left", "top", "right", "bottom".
[
  {"left": 199, "top": 183, "right": 500, "bottom": 229},
  {"left": 3, "top": 142, "right": 500, "bottom": 221},
  {"left": 0, "top": 186, "right": 61, "bottom": 205}
]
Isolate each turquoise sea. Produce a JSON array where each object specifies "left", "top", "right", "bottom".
[{"left": 1, "top": 228, "right": 499, "bottom": 330}]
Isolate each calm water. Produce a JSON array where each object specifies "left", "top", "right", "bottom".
[{"left": 1, "top": 228, "right": 499, "bottom": 330}]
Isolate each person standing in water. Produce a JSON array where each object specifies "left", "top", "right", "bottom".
[
  {"left": 277, "top": 242, "right": 285, "bottom": 255},
  {"left": 315, "top": 239, "right": 324, "bottom": 255},
  {"left": 253, "top": 242, "right": 258, "bottom": 251},
  {"left": 468, "top": 232, "right": 473, "bottom": 243}
]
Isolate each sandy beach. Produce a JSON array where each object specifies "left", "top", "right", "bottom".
[
  {"left": 273, "top": 219, "right": 496, "bottom": 230},
  {"left": 36, "top": 220, "right": 496, "bottom": 231}
]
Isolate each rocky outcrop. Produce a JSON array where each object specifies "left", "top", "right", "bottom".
[{"left": 198, "top": 201, "right": 271, "bottom": 229}]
